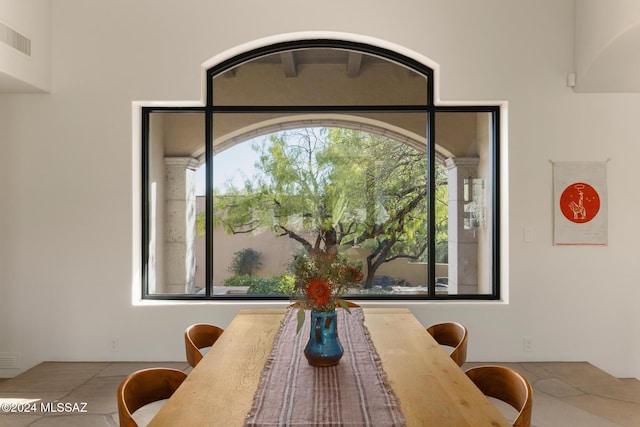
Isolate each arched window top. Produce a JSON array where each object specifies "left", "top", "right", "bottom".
[{"left": 206, "top": 39, "right": 434, "bottom": 108}]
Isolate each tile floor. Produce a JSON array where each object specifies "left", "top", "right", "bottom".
[{"left": 0, "top": 361, "right": 638, "bottom": 426}]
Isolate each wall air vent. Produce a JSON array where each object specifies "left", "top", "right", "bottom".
[
  {"left": 0, "top": 22, "right": 31, "bottom": 56},
  {"left": 0, "top": 352, "right": 20, "bottom": 369}
]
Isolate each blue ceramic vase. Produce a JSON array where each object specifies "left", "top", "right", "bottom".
[{"left": 304, "top": 310, "right": 343, "bottom": 367}]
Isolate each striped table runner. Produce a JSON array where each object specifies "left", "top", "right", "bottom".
[{"left": 244, "top": 308, "right": 406, "bottom": 427}]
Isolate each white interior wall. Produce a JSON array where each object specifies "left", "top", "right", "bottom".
[
  {"left": 0, "top": 0, "right": 50, "bottom": 92},
  {"left": 1, "top": 0, "right": 639, "bottom": 379},
  {"left": 574, "top": 0, "right": 640, "bottom": 92}
]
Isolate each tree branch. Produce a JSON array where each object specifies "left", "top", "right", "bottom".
[{"left": 274, "top": 224, "right": 313, "bottom": 253}]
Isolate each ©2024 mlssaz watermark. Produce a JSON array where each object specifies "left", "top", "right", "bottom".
[{"left": 1, "top": 401, "right": 88, "bottom": 414}]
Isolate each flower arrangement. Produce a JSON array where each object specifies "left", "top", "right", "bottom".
[{"left": 289, "top": 250, "right": 364, "bottom": 332}]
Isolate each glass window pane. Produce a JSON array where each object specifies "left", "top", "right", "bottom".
[
  {"left": 146, "top": 111, "right": 205, "bottom": 296},
  {"left": 211, "top": 48, "right": 428, "bottom": 107},
  {"left": 436, "top": 111, "right": 494, "bottom": 295},
  {"left": 210, "top": 112, "right": 430, "bottom": 297}
]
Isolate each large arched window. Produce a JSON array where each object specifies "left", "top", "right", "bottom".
[{"left": 141, "top": 39, "right": 500, "bottom": 301}]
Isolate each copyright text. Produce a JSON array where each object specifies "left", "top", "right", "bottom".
[{"left": 1, "top": 401, "right": 88, "bottom": 413}]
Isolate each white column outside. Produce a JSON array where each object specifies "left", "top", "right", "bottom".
[
  {"left": 164, "top": 157, "right": 199, "bottom": 294},
  {"left": 445, "top": 157, "right": 479, "bottom": 295}
]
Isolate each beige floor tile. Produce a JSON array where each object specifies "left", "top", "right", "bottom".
[
  {"left": 531, "top": 390, "right": 622, "bottom": 427},
  {"left": 0, "top": 414, "right": 42, "bottom": 427},
  {"left": 30, "top": 414, "right": 116, "bottom": 426},
  {"left": 0, "top": 392, "right": 69, "bottom": 402},
  {"left": 0, "top": 362, "right": 110, "bottom": 393},
  {"left": 580, "top": 379, "right": 640, "bottom": 404},
  {"left": 539, "top": 362, "right": 624, "bottom": 387},
  {"left": 535, "top": 377, "right": 584, "bottom": 398},
  {"left": 62, "top": 375, "right": 122, "bottom": 414},
  {"left": 516, "top": 362, "right": 558, "bottom": 381},
  {"left": 563, "top": 394, "right": 640, "bottom": 426}
]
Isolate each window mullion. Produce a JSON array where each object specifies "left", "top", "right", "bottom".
[
  {"left": 205, "top": 110, "right": 213, "bottom": 298},
  {"left": 427, "top": 109, "right": 436, "bottom": 297}
]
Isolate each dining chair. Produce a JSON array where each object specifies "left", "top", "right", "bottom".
[
  {"left": 426, "top": 321, "right": 468, "bottom": 366},
  {"left": 117, "top": 367, "right": 187, "bottom": 427},
  {"left": 465, "top": 365, "right": 533, "bottom": 427},
  {"left": 184, "top": 323, "right": 225, "bottom": 368}
]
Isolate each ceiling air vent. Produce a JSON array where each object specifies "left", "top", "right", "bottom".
[{"left": 0, "top": 22, "right": 31, "bottom": 56}]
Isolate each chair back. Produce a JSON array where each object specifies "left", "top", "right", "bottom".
[
  {"left": 426, "top": 322, "right": 468, "bottom": 366},
  {"left": 117, "top": 367, "right": 187, "bottom": 427},
  {"left": 465, "top": 365, "right": 533, "bottom": 427},
  {"left": 184, "top": 323, "right": 224, "bottom": 368}
]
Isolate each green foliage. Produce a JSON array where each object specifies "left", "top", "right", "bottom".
[
  {"left": 277, "top": 274, "right": 296, "bottom": 294},
  {"left": 224, "top": 274, "right": 295, "bottom": 295},
  {"left": 228, "top": 248, "right": 263, "bottom": 276},
  {"left": 214, "top": 127, "right": 449, "bottom": 288},
  {"left": 433, "top": 164, "right": 449, "bottom": 263},
  {"left": 196, "top": 212, "right": 206, "bottom": 237}
]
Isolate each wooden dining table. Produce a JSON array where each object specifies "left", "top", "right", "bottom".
[{"left": 148, "top": 308, "right": 511, "bottom": 427}]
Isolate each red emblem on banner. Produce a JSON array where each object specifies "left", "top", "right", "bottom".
[{"left": 559, "top": 182, "right": 600, "bottom": 224}]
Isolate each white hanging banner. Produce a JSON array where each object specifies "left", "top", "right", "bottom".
[{"left": 553, "top": 161, "right": 608, "bottom": 246}]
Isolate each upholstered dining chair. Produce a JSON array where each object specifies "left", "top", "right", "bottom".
[
  {"left": 465, "top": 365, "right": 533, "bottom": 427},
  {"left": 184, "top": 323, "right": 224, "bottom": 368},
  {"left": 117, "top": 367, "right": 187, "bottom": 427},
  {"left": 426, "top": 321, "right": 468, "bottom": 367}
]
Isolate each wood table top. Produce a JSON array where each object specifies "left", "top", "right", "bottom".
[{"left": 148, "top": 308, "right": 511, "bottom": 427}]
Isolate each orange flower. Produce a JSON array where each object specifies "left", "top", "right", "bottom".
[{"left": 306, "top": 278, "right": 331, "bottom": 307}]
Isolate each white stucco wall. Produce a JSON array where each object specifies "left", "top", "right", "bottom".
[
  {"left": 574, "top": 0, "right": 640, "bottom": 92},
  {"left": 0, "top": 0, "right": 51, "bottom": 92},
  {"left": 1, "top": 0, "right": 639, "bottom": 379}
]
